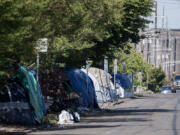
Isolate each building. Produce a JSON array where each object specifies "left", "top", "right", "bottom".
[{"left": 136, "top": 29, "right": 180, "bottom": 80}]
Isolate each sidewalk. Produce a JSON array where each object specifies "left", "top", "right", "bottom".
[{"left": 0, "top": 94, "right": 149, "bottom": 135}]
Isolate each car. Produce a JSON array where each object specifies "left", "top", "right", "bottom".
[
  {"left": 173, "top": 75, "right": 180, "bottom": 91},
  {"left": 161, "top": 85, "right": 173, "bottom": 94}
]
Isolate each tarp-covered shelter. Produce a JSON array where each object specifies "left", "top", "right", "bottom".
[
  {"left": 88, "top": 67, "right": 117, "bottom": 101},
  {"left": 12, "top": 66, "right": 45, "bottom": 123},
  {"left": 0, "top": 66, "right": 46, "bottom": 125},
  {"left": 81, "top": 69, "right": 106, "bottom": 103},
  {"left": 65, "top": 69, "right": 98, "bottom": 108},
  {"left": 111, "top": 73, "right": 134, "bottom": 98},
  {"left": 29, "top": 69, "right": 46, "bottom": 115}
]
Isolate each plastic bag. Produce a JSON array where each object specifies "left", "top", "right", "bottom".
[
  {"left": 57, "top": 110, "right": 74, "bottom": 125},
  {"left": 74, "top": 112, "right": 80, "bottom": 122}
]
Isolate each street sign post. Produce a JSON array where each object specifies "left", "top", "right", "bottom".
[
  {"left": 104, "top": 56, "right": 108, "bottom": 73},
  {"left": 114, "top": 59, "right": 118, "bottom": 88},
  {"left": 86, "top": 59, "right": 90, "bottom": 91},
  {"left": 35, "top": 38, "right": 48, "bottom": 82},
  {"left": 104, "top": 57, "right": 109, "bottom": 92},
  {"left": 123, "top": 62, "right": 126, "bottom": 73}
]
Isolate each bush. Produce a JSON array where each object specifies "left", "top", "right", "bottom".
[{"left": 147, "top": 67, "right": 168, "bottom": 93}]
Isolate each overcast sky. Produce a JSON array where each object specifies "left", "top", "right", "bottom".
[{"left": 149, "top": 0, "right": 180, "bottom": 29}]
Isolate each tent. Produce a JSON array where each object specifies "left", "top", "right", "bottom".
[
  {"left": 81, "top": 69, "right": 106, "bottom": 103},
  {"left": 12, "top": 66, "right": 44, "bottom": 123},
  {"left": 65, "top": 69, "right": 98, "bottom": 108},
  {"left": 0, "top": 66, "right": 45, "bottom": 125},
  {"left": 0, "top": 80, "right": 35, "bottom": 125},
  {"left": 0, "top": 102, "right": 36, "bottom": 125},
  {"left": 88, "top": 67, "right": 117, "bottom": 101},
  {"left": 111, "top": 73, "right": 134, "bottom": 98},
  {"left": 29, "top": 69, "right": 46, "bottom": 115}
]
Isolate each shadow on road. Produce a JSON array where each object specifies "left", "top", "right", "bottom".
[
  {"left": 81, "top": 117, "right": 150, "bottom": 123},
  {"left": 85, "top": 108, "right": 174, "bottom": 117},
  {"left": 0, "top": 107, "right": 174, "bottom": 135},
  {"left": 0, "top": 131, "right": 26, "bottom": 135}
]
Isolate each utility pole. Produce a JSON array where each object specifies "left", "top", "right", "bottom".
[
  {"left": 155, "top": 1, "right": 157, "bottom": 29},
  {"left": 154, "top": 1, "right": 157, "bottom": 67},
  {"left": 174, "top": 38, "right": 177, "bottom": 72},
  {"left": 162, "top": 6, "right": 165, "bottom": 29},
  {"left": 166, "top": 16, "right": 170, "bottom": 80}
]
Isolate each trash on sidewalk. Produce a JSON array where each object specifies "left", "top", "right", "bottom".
[
  {"left": 57, "top": 110, "right": 81, "bottom": 125},
  {"left": 57, "top": 110, "right": 74, "bottom": 125},
  {"left": 74, "top": 112, "right": 80, "bottom": 122}
]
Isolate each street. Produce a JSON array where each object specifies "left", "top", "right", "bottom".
[{"left": 28, "top": 91, "right": 180, "bottom": 135}]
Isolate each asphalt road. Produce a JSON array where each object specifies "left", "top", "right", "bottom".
[{"left": 29, "top": 91, "right": 180, "bottom": 135}]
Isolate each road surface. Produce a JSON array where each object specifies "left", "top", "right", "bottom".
[{"left": 29, "top": 92, "right": 180, "bottom": 135}]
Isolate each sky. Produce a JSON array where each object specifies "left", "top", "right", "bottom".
[{"left": 149, "top": 0, "right": 180, "bottom": 29}]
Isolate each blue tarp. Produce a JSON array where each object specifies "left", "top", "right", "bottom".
[
  {"left": 111, "top": 73, "right": 133, "bottom": 90},
  {"left": 65, "top": 69, "right": 98, "bottom": 108}
]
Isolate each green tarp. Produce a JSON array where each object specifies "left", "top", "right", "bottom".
[{"left": 13, "top": 67, "right": 44, "bottom": 123}]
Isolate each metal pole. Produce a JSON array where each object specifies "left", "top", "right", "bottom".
[
  {"left": 174, "top": 38, "right": 176, "bottom": 72},
  {"left": 155, "top": 1, "right": 157, "bottom": 67},
  {"left": 114, "top": 74, "right": 116, "bottom": 89},
  {"left": 147, "top": 72, "right": 148, "bottom": 90},
  {"left": 155, "top": 1, "right": 157, "bottom": 29},
  {"left": 162, "top": 6, "right": 165, "bottom": 29},
  {"left": 114, "top": 59, "right": 117, "bottom": 89},
  {"left": 86, "top": 59, "right": 90, "bottom": 92},
  {"left": 132, "top": 73, "right": 134, "bottom": 91},
  {"left": 36, "top": 53, "right": 39, "bottom": 82}
]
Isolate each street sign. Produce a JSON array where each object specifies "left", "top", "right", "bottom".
[
  {"left": 36, "top": 38, "right": 48, "bottom": 52},
  {"left": 104, "top": 57, "right": 108, "bottom": 72},
  {"left": 123, "top": 62, "right": 126, "bottom": 73},
  {"left": 86, "top": 59, "right": 90, "bottom": 69},
  {"left": 114, "top": 59, "right": 117, "bottom": 74}
]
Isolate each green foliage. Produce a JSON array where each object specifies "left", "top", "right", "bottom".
[
  {"left": 146, "top": 67, "right": 168, "bottom": 93},
  {"left": 39, "top": 0, "right": 154, "bottom": 68},
  {"left": 0, "top": 0, "right": 154, "bottom": 89},
  {"left": 0, "top": 0, "right": 48, "bottom": 87},
  {"left": 110, "top": 46, "right": 150, "bottom": 74}
]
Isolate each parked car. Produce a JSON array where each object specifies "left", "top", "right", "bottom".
[
  {"left": 161, "top": 85, "right": 173, "bottom": 94},
  {"left": 172, "top": 75, "right": 180, "bottom": 91}
]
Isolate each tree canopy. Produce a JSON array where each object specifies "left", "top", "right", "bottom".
[
  {"left": 112, "top": 46, "right": 150, "bottom": 74},
  {"left": 146, "top": 67, "right": 168, "bottom": 92},
  {"left": 0, "top": 0, "right": 154, "bottom": 89}
]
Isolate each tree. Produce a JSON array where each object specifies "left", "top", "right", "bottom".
[
  {"left": 109, "top": 45, "right": 150, "bottom": 74},
  {"left": 146, "top": 67, "right": 168, "bottom": 92},
  {"left": 39, "top": 0, "right": 154, "bottom": 68},
  {"left": 0, "top": 0, "right": 154, "bottom": 89},
  {"left": 0, "top": 0, "right": 48, "bottom": 89}
]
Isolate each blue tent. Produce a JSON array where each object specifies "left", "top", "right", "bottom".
[
  {"left": 65, "top": 69, "right": 98, "bottom": 108},
  {"left": 111, "top": 73, "right": 133, "bottom": 90}
]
